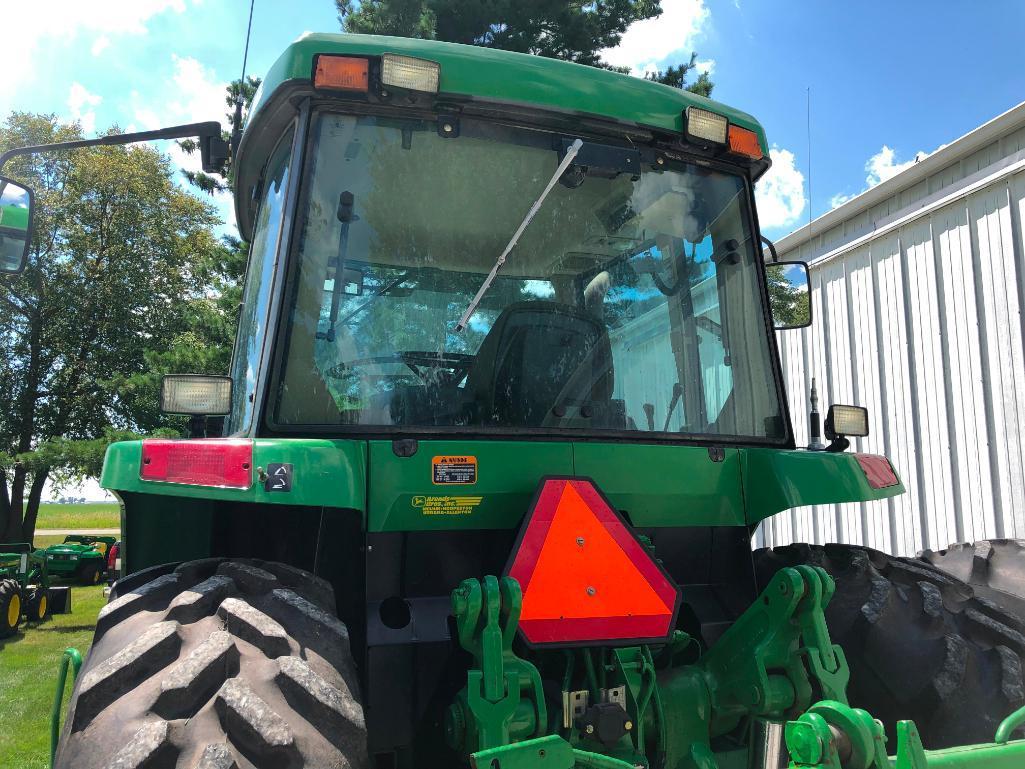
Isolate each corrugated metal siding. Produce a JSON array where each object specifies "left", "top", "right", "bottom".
[{"left": 760, "top": 166, "right": 1025, "bottom": 556}]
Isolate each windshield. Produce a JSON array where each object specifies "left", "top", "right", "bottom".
[{"left": 271, "top": 113, "right": 786, "bottom": 441}]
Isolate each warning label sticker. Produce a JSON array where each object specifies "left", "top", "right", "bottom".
[
  {"left": 432, "top": 455, "right": 478, "bottom": 485},
  {"left": 413, "top": 495, "right": 483, "bottom": 516}
]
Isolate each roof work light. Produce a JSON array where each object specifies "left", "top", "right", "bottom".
[
  {"left": 160, "top": 375, "right": 232, "bottom": 416},
  {"left": 685, "top": 107, "right": 728, "bottom": 144},
  {"left": 381, "top": 54, "right": 441, "bottom": 93}
]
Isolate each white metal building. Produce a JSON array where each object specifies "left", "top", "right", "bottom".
[{"left": 757, "top": 101, "right": 1025, "bottom": 556}]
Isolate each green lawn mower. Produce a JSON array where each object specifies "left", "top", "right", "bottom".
[
  {"left": 35, "top": 535, "right": 115, "bottom": 586},
  {"left": 0, "top": 542, "right": 52, "bottom": 637},
  {"left": 5, "top": 32, "right": 1025, "bottom": 769}
]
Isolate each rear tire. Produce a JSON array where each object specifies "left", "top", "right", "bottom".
[
  {"left": 919, "top": 539, "right": 1025, "bottom": 618},
  {"left": 753, "top": 543, "right": 1025, "bottom": 750},
  {"left": 77, "top": 561, "right": 103, "bottom": 586},
  {"left": 55, "top": 558, "right": 369, "bottom": 769},
  {"left": 0, "top": 579, "right": 22, "bottom": 638},
  {"left": 25, "top": 586, "right": 50, "bottom": 622}
]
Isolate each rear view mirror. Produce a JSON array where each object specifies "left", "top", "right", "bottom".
[
  {"left": 765, "top": 261, "right": 811, "bottom": 329},
  {"left": 0, "top": 177, "right": 33, "bottom": 274}
]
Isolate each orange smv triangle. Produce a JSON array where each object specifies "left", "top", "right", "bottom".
[{"left": 506, "top": 477, "right": 680, "bottom": 646}]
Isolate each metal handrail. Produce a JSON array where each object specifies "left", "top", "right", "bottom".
[{"left": 50, "top": 647, "right": 83, "bottom": 766}]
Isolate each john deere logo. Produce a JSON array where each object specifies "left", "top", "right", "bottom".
[{"left": 412, "top": 496, "right": 427, "bottom": 507}]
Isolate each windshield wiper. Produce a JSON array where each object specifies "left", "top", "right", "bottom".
[
  {"left": 316, "top": 191, "right": 357, "bottom": 342},
  {"left": 455, "top": 138, "right": 583, "bottom": 332}
]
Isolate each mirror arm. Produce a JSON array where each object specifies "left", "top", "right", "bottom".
[
  {"left": 0, "top": 122, "right": 224, "bottom": 175},
  {"left": 760, "top": 235, "right": 779, "bottom": 263}
]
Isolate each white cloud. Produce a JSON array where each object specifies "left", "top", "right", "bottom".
[
  {"left": 67, "top": 82, "right": 102, "bottom": 135},
  {"left": 829, "top": 193, "right": 853, "bottom": 210},
  {"left": 128, "top": 55, "right": 235, "bottom": 234},
  {"left": 0, "top": 1, "right": 192, "bottom": 102},
  {"left": 865, "top": 145, "right": 927, "bottom": 187},
  {"left": 694, "top": 58, "right": 715, "bottom": 76},
  {"left": 755, "top": 146, "right": 806, "bottom": 230},
  {"left": 601, "top": 0, "right": 711, "bottom": 76},
  {"left": 827, "top": 145, "right": 929, "bottom": 211}
]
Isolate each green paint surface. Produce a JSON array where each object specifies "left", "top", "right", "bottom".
[
  {"left": 250, "top": 33, "right": 768, "bottom": 154},
  {"left": 103, "top": 438, "right": 903, "bottom": 533},
  {"left": 740, "top": 448, "right": 905, "bottom": 525},
  {"left": 101, "top": 438, "right": 367, "bottom": 510}
]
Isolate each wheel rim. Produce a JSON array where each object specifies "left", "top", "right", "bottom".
[
  {"left": 7, "top": 594, "right": 20, "bottom": 627},
  {"left": 37, "top": 595, "right": 47, "bottom": 619},
  {"left": 92, "top": 568, "right": 100, "bottom": 584}
]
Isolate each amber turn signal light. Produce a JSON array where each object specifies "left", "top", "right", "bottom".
[
  {"left": 314, "top": 56, "right": 369, "bottom": 92},
  {"left": 728, "top": 124, "right": 763, "bottom": 160}
]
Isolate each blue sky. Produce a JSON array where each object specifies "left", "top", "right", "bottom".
[{"left": 3, "top": 0, "right": 1024, "bottom": 242}]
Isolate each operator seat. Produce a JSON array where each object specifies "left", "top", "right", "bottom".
[{"left": 463, "top": 301, "right": 616, "bottom": 427}]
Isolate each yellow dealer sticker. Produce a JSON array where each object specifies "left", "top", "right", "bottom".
[
  {"left": 413, "top": 495, "right": 483, "bottom": 516},
  {"left": 432, "top": 455, "right": 477, "bottom": 485}
]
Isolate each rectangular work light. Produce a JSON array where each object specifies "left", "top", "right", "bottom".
[
  {"left": 685, "top": 106, "right": 728, "bottom": 145},
  {"left": 161, "top": 374, "right": 232, "bottom": 416},
  {"left": 825, "top": 404, "right": 869, "bottom": 439},
  {"left": 381, "top": 54, "right": 440, "bottom": 93}
]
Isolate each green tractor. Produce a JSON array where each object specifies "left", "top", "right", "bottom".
[
  {"left": 34, "top": 535, "right": 116, "bottom": 586},
  {"left": 0, "top": 542, "right": 52, "bottom": 636},
  {"left": 4, "top": 32, "right": 1025, "bottom": 769}
]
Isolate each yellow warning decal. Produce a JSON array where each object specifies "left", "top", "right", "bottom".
[
  {"left": 432, "top": 455, "right": 478, "bottom": 485},
  {"left": 413, "top": 495, "right": 483, "bottom": 516}
]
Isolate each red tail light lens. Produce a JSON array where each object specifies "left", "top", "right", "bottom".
[{"left": 140, "top": 439, "right": 253, "bottom": 489}]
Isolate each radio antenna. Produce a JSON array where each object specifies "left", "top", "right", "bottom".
[
  {"left": 230, "top": 0, "right": 257, "bottom": 159},
  {"left": 806, "top": 86, "right": 812, "bottom": 226}
]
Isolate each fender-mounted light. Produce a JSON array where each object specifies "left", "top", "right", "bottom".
[
  {"left": 141, "top": 439, "right": 253, "bottom": 489},
  {"left": 685, "top": 106, "right": 728, "bottom": 144},
  {"left": 728, "top": 124, "right": 763, "bottom": 160},
  {"left": 314, "top": 55, "right": 370, "bottom": 92},
  {"left": 381, "top": 54, "right": 440, "bottom": 93}
]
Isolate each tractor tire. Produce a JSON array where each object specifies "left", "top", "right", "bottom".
[
  {"left": 55, "top": 558, "right": 369, "bottom": 769},
  {"left": 77, "top": 561, "right": 104, "bottom": 586},
  {"left": 918, "top": 539, "right": 1025, "bottom": 619},
  {"left": 753, "top": 543, "right": 1025, "bottom": 750},
  {"left": 25, "top": 585, "right": 50, "bottom": 622},
  {"left": 0, "top": 578, "right": 22, "bottom": 638}
]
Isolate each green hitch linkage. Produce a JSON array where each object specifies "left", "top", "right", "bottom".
[
  {"left": 51, "top": 647, "right": 83, "bottom": 767},
  {"left": 786, "top": 700, "right": 1025, "bottom": 769}
]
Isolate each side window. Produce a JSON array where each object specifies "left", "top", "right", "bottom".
[{"left": 227, "top": 127, "right": 295, "bottom": 434}]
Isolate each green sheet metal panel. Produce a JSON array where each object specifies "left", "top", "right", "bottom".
[
  {"left": 250, "top": 33, "right": 768, "bottom": 154},
  {"left": 102, "top": 438, "right": 367, "bottom": 511},
  {"left": 571, "top": 443, "right": 747, "bottom": 527},
  {"left": 740, "top": 448, "right": 905, "bottom": 526}
]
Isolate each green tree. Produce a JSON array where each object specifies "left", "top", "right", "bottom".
[
  {"left": 336, "top": 0, "right": 713, "bottom": 94},
  {"left": 646, "top": 51, "right": 713, "bottom": 98},
  {"left": 765, "top": 264, "right": 810, "bottom": 327},
  {"left": 0, "top": 112, "right": 223, "bottom": 543},
  {"left": 178, "top": 76, "right": 262, "bottom": 194}
]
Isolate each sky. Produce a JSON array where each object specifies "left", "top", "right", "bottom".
[{"left": 2, "top": 0, "right": 1023, "bottom": 499}]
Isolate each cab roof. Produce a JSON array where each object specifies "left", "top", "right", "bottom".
[{"left": 238, "top": 33, "right": 770, "bottom": 238}]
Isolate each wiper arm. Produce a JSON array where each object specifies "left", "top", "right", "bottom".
[
  {"left": 315, "top": 191, "right": 357, "bottom": 342},
  {"left": 455, "top": 138, "right": 583, "bottom": 332}
]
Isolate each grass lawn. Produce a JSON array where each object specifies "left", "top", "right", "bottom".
[
  {"left": 0, "top": 584, "right": 105, "bottom": 769},
  {"left": 33, "top": 502, "right": 120, "bottom": 531}
]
